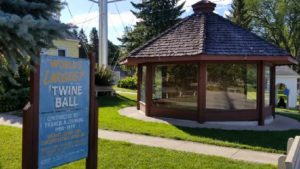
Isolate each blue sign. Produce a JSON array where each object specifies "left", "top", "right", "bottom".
[{"left": 38, "top": 56, "right": 90, "bottom": 169}]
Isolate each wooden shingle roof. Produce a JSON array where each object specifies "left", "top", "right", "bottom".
[{"left": 122, "top": 0, "right": 296, "bottom": 65}]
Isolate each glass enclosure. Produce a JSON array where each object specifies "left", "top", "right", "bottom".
[
  {"left": 152, "top": 64, "right": 198, "bottom": 111},
  {"left": 206, "top": 64, "right": 257, "bottom": 110},
  {"left": 140, "top": 66, "right": 146, "bottom": 103},
  {"left": 264, "top": 66, "right": 271, "bottom": 107}
]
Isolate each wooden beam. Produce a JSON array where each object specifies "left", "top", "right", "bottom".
[
  {"left": 145, "top": 64, "right": 153, "bottom": 116},
  {"left": 22, "top": 62, "right": 39, "bottom": 169},
  {"left": 137, "top": 65, "right": 142, "bottom": 110},
  {"left": 257, "top": 61, "right": 265, "bottom": 126},
  {"left": 198, "top": 62, "right": 206, "bottom": 123},
  {"left": 270, "top": 65, "right": 276, "bottom": 118},
  {"left": 121, "top": 54, "right": 298, "bottom": 66},
  {"left": 86, "top": 53, "right": 98, "bottom": 169}
]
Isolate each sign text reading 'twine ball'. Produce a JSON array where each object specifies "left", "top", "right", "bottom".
[{"left": 39, "top": 56, "right": 90, "bottom": 169}]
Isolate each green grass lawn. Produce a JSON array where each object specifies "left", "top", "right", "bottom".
[
  {"left": 112, "top": 85, "right": 137, "bottom": 93},
  {"left": 276, "top": 108, "right": 300, "bottom": 121},
  {"left": 0, "top": 125, "right": 275, "bottom": 169},
  {"left": 98, "top": 93, "right": 300, "bottom": 154}
]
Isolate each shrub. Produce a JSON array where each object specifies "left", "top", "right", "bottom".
[
  {"left": 95, "top": 66, "right": 114, "bottom": 86},
  {"left": 117, "top": 76, "right": 137, "bottom": 89},
  {"left": 0, "top": 88, "right": 29, "bottom": 113}
]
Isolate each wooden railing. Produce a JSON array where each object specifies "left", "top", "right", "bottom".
[{"left": 278, "top": 136, "right": 300, "bottom": 169}]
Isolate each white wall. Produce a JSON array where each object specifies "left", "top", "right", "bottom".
[{"left": 276, "top": 76, "right": 298, "bottom": 108}]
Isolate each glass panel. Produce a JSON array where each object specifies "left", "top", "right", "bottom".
[
  {"left": 152, "top": 64, "right": 198, "bottom": 111},
  {"left": 206, "top": 64, "right": 257, "bottom": 110},
  {"left": 264, "top": 66, "right": 271, "bottom": 107},
  {"left": 140, "top": 66, "right": 146, "bottom": 103}
]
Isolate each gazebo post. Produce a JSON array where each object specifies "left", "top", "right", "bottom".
[
  {"left": 270, "top": 66, "right": 276, "bottom": 118},
  {"left": 257, "top": 62, "right": 265, "bottom": 126},
  {"left": 137, "top": 65, "right": 142, "bottom": 110},
  {"left": 145, "top": 64, "right": 153, "bottom": 116},
  {"left": 198, "top": 62, "right": 206, "bottom": 123}
]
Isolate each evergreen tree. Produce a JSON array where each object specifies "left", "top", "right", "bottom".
[
  {"left": 119, "top": 0, "right": 184, "bottom": 53},
  {"left": 108, "top": 40, "right": 120, "bottom": 67},
  {"left": 0, "top": 0, "right": 69, "bottom": 79},
  {"left": 89, "top": 28, "right": 120, "bottom": 66},
  {"left": 78, "top": 28, "right": 89, "bottom": 58},
  {"left": 228, "top": 0, "right": 252, "bottom": 30},
  {"left": 89, "top": 27, "right": 99, "bottom": 61}
]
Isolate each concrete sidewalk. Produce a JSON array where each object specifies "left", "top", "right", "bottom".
[
  {"left": 98, "top": 129, "right": 281, "bottom": 165},
  {"left": 0, "top": 113, "right": 281, "bottom": 165}
]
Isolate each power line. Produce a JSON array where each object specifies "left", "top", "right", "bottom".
[
  {"left": 65, "top": 0, "right": 90, "bottom": 58},
  {"left": 114, "top": 3, "right": 126, "bottom": 29}
]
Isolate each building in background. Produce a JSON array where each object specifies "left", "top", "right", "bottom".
[
  {"left": 276, "top": 66, "right": 300, "bottom": 108},
  {"left": 41, "top": 34, "right": 80, "bottom": 58}
]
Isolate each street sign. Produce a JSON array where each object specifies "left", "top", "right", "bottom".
[{"left": 38, "top": 56, "right": 90, "bottom": 168}]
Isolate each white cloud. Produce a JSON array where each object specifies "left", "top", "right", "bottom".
[
  {"left": 68, "top": 11, "right": 137, "bottom": 30},
  {"left": 67, "top": 0, "right": 233, "bottom": 44},
  {"left": 67, "top": 11, "right": 138, "bottom": 44}
]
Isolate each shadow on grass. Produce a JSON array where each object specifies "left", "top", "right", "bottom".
[
  {"left": 276, "top": 112, "right": 300, "bottom": 122},
  {"left": 174, "top": 125, "right": 300, "bottom": 153},
  {"left": 97, "top": 94, "right": 136, "bottom": 108}
]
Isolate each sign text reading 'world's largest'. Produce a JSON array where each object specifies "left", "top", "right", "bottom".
[{"left": 39, "top": 56, "right": 90, "bottom": 168}]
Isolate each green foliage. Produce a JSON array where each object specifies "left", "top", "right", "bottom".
[
  {"left": 119, "top": 0, "right": 184, "bottom": 53},
  {"left": 108, "top": 40, "right": 120, "bottom": 66},
  {"left": 0, "top": 65, "right": 30, "bottom": 112},
  {"left": 78, "top": 28, "right": 89, "bottom": 58},
  {"left": 117, "top": 76, "right": 137, "bottom": 89},
  {"left": 0, "top": 0, "right": 69, "bottom": 79},
  {"left": 95, "top": 66, "right": 114, "bottom": 86},
  {"left": 245, "top": 0, "right": 300, "bottom": 65},
  {"left": 0, "top": 88, "right": 29, "bottom": 112},
  {"left": 88, "top": 27, "right": 121, "bottom": 66},
  {"left": 1, "top": 65, "right": 30, "bottom": 91},
  {"left": 89, "top": 27, "right": 98, "bottom": 60},
  {"left": 228, "top": 0, "right": 252, "bottom": 30}
]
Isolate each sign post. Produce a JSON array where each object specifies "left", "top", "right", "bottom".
[{"left": 22, "top": 53, "right": 98, "bottom": 169}]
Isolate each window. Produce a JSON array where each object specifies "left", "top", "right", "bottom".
[
  {"left": 58, "top": 49, "right": 66, "bottom": 57},
  {"left": 206, "top": 64, "right": 257, "bottom": 110},
  {"left": 140, "top": 66, "right": 146, "bottom": 103},
  {"left": 152, "top": 64, "right": 198, "bottom": 111},
  {"left": 264, "top": 66, "right": 271, "bottom": 107}
]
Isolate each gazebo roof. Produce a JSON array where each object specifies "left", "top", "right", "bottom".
[{"left": 122, "top": 0, "right": 297, "bottom": 65}]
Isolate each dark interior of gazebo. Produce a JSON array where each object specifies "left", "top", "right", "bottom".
[{"left": 121, "top": 0, "right": 297, "bottom": 126}]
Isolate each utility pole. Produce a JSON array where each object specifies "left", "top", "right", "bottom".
[{"left": 89, "top": 0, "right": 126, "bottom": 67}]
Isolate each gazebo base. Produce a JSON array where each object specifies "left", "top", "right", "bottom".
[
  {"left": 119, "top": 107, "right": 300, "bottom": 131},
  {"left": 205, "top": 116, "right": 274, "bottom": 126}
]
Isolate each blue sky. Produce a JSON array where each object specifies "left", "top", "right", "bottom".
[{"left": 60, "top": 0, "right": 232, "bottom": 45}]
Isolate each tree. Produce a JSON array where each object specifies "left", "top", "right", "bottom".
[
  {"left": 246, "top": 0, "right": 300, "bottom": 70},
  {"left": 228, "top": 0, "right": 252, "bottom": 30},
  {"left": 88, "top": 27, "right": 120, "bottom": 66},
  {"left": 0, "top": 0, "right": 69, "bottom": 80},
  {"left": 89, "top": 27, "right": 99, "bottom": 61},
  {"left": 108, "top": 40, "right": 121, "bottom": 67},
  {"left": 78, "top": 28, "right": 89, "bottom": 58},
  {"left": 119, "top": 0, "right": 184, "bottom": 53}
]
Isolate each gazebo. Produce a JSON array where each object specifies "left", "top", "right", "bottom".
[{"left": 121, "top": 0, "right": 297, "bottom": 125}]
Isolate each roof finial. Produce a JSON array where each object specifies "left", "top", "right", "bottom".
[{"left": 192, "top": 0, "right": 216, "bottom": 13}]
